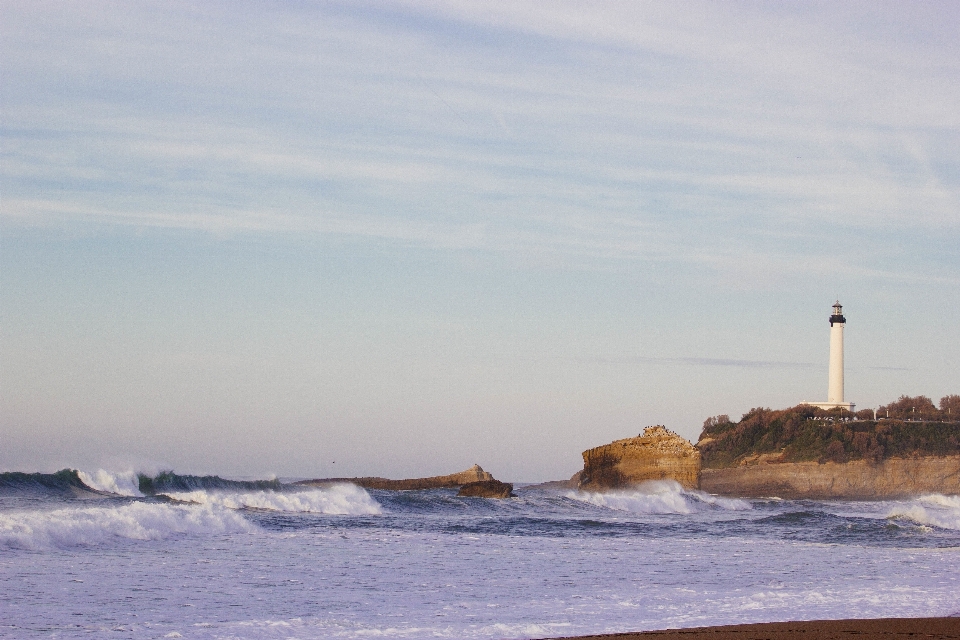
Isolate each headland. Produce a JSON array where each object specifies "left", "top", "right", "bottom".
[
  {"left": 697, "top": 400, "right": 960, "bottom": 499},
  {"left": 569, "top": 395, "right": 960, "bottom": 499}
]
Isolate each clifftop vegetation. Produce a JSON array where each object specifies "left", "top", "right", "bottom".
[
  {"left": 697, "top": 395, "right": 960, "bottom": 469},
  {"left": 877, "top": 394, "right": 959, "bottom": 421}
]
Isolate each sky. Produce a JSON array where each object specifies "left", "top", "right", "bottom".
[{"left": 1, "top": 1, "right": 958, "bottom": 482}]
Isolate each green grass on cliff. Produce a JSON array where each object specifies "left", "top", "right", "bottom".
[{"left": 698, "top": 403, "right": 960, "bottom": 469}]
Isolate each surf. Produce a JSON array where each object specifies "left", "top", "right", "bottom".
[
  {"left": 568, "top": 480, "right": 752, "bottom": 515},
  {"left": 162, "top": 485, "right": 382, "bottom": 515},
  {"left": 887, "top": 494, "right": 960, "bottom": 531},
  {"left": 0, "top": 501, "right": 256, "bottom": 550}
]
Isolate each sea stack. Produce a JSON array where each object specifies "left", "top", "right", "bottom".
[{"left": 578, "top": 426, "right": 701, "bottom": 491}]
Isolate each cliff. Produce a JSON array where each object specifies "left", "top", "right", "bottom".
[
  {"left": 578, "top": 426, "right": 701, "bottom": 491},
  {"left": 297, "top": 464, "right": 495, "bottom": 491},
  {"left": 695, "top": 402, "right": 960, "bottom": 498},
  {"left": 701, "top": 455, "right": 960, "bottom": 499}
]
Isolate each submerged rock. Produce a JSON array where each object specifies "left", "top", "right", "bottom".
[
  {"left": 526, "top": 471, "right": 582, "bottom": 490},
  {"left": 457, "top": 479, "right": 515, "bottom": 498},
  {"left": 578, "top": 426, "right": 701, "bottom": 491}
]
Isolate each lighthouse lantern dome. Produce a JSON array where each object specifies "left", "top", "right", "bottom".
[{"left": 829, "top": 301, "right": 845, "bottom": 326}]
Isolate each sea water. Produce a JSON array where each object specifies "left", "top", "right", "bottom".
[{"left": 2, "top": 471, "right": 959, "bottom": 639}]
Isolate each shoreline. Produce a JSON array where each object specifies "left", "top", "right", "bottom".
[{"left": 542, "top": 617, "right": 960, "bottom": 639}]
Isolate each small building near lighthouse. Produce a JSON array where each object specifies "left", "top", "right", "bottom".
[{"left": 804, "top": 301, "right": 855, "bottom": 412}]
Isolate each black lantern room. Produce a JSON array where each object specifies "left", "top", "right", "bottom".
[{"left": 829, "top": 301, "right": 845, "bottom": 326}]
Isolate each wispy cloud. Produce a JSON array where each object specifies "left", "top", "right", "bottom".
[
  {"left": 2, "top": 1, "right": 956, "bottom": 477},
  {"left": 584, "top": 357, "right": 914, "bottom": 373},
  {"left": 2, "top": 1, "right": 958, "bottom": 288},
  {"left": 589, "top": 355, "right": 817, "bottom": 370}
]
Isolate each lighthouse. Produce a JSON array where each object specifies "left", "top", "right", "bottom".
[
  {"left": 804, "top": 301, "right": 855, "bottom": 412},
  {"left": 827, "top": 301, "right": 845, "bottom": 404}
]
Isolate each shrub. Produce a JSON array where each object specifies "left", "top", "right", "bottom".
[{"left": 698, "top": 396, "right": 960, "bottom": 469}]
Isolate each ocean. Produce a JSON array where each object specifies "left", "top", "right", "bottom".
[{"left": 2, "top": 470, "right": 959, "bottom": 639}]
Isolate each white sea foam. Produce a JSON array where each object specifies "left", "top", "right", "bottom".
[
  {"left": 569, "top": 480, "right": 751, "bottom": 515},
  {"left": 0, "top": 501, "right": 255, "bottom": 550},
  {"left": 887, "top": 493, "right": 960, "bottom": 531},
  {"left": 919, "top": 493, "right": 960, "bottom": 509},
  {"left": 687, "top": 489, "right": 753, "bottom": 511},
  {"left": 77, "top": 468, "right": 144, "bottom": 496},
  {"left": 177, "top": 618, "right": 576, "bottom": 639},
  {"left": 162, "top": 484, "right": 382, "bottom": 515}
]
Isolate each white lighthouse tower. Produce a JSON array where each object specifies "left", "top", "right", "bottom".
[{"left": 805, "top": 301, "right": 855, "bottom": 412}]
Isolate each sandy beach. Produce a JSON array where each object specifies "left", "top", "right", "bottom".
[{"left": 547, "top": 617, "right": 960, "bottom": 639}]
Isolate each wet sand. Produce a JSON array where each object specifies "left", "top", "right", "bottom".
[{"left": 547, "top": 617, "right": 960, "bottom": 639}]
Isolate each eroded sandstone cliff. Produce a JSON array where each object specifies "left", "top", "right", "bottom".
[
  {"left": 578, "top": 426, "right": 701, "bottom": 491},
  {"left": 297, "top": 464, "right": 494, "bottom": 491},
  {"left": 700, "top": 455, "right": 960, "bottom": 499}
]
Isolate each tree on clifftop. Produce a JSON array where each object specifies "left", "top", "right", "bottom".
[
  {"left": 702, "top": 414, "right": 731, "bottom": 431},
  {"left": 877, "top": 395, "right": 938, "bottom": 421},
  {"left": 942, "top": 395, "right": 960, "bottom": 418}
]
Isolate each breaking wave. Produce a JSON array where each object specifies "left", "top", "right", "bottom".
[
  {"left": 77, "top": 469, "right": 143, "bottom": 497},
  {"left": 0, "top": 501, "right": 255, "bottom": 550},
  {"left": 165, "top": 484, "right": 382, "bottom": 515},
  {"left": 887, "top": 494, "right": 960, "bottom": 531},
  {"left": 0, "top": 469, "right": 286, "bottom": 498},
  {"left": 569, "top": 480, "right": 752, "bottom": 515}
]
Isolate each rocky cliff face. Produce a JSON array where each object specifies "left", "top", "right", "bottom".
[
  {"left": 578, "top": 426, "right": 701, "bottom": 491},
  {"left": 298, "top": 464, "right": 494, "bottom": 491},
  {"left": 700, "top": 455, "right": 960, "bottom": 499}
]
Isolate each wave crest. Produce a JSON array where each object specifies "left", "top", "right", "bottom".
[
  {"left": 0, "top": 469, "right": 95, "bottom": 495},
  {"left": 164, "top": 484, "right": 382, "bottom": 515},
  {"left": 138, "top": 471, "right": 282, "bottom": 494},
  {"left": 77, "top": 469, "right": 143, "bottom": 497},
  {"left": 887, "top": 494, "right": 960, "bottom": 531},
  {"left": 569, "top": 480, "right": 752, "bottom": 515},
  {"left": 0, "top": 502, "right": 255, "bottom": 550}
]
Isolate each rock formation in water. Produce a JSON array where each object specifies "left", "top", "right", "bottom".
[
  {"left": 456, "top": 479, "right": 515, "bottom": 498},
  {"left": 578, "top": 426, "right": 701, "bottom": 491},
  {"left": 297, "top": 464, "right": 495, "bottom": 491},
  {"left": 701, "top": 455, "right": 960, "bottom": 499}
]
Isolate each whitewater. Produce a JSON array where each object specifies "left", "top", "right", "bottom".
[{"left": 2, "top": 470, "right": 959, "bottom": 639}]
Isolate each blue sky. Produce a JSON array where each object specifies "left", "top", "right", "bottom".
[{"left": 2, "top": 1, "right": 958, "bottom": 481}]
